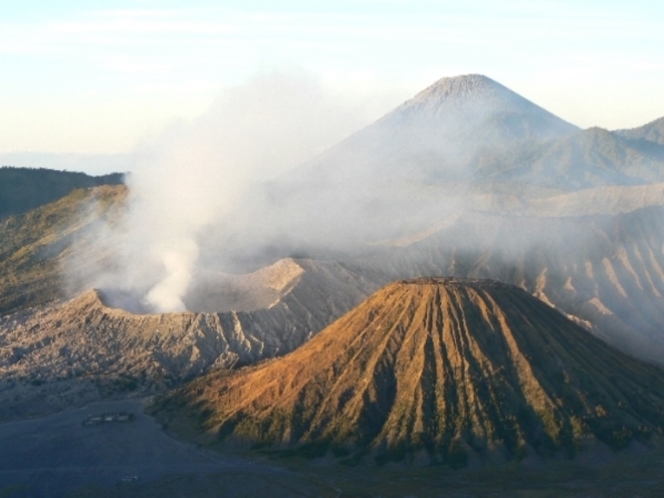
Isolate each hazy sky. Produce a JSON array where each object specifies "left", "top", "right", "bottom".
[{"left": 1, "top": 0, "right": 662, "bottom": 156}]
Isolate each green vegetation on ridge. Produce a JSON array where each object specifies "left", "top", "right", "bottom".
[
  {"left": 0, "top": 185, "right": 126, "bottom": 315},
  {"left": 0, "top": 166, "right": 123, "bottom": 220}
]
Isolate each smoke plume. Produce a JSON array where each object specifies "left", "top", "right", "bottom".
[
  {"left": 69, "top": 72, "right": 664, "bottom": 336},
  {"left": 83, "top": 72, "right": 393, "bottom": 312}
]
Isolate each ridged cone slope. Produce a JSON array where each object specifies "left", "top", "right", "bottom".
[
  {"left": 152, "top": 278, "right": 664, "bottom": 466},
  {"left": 378, "top": 74, "right": 577, "bottom": 141}
]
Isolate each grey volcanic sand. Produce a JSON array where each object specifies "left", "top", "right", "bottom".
[{"left": 0, "top": 398, "right": 285, "bottom": 497}]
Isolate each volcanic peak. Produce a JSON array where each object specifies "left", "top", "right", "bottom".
[
  {"left": 402, "top": 74, "right": 538, "bottom": 115},
  {"left": 410, "top": 74, "right": 505, "bottom": 104},
  {"left": 384, "top": 74, "right": 577, "bottom": 140},
  {"left": 617, "top": 116, "right": 664, "bottom": 145},
  {"left": 151, "top": 277, "right": 664, "bottom": 466}
]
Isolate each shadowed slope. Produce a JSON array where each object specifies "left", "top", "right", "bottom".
[
  {"left": 0, "top": 185, "right": 127, "bottom": 315},
  {"left": 616, "top": 116, "right": 664, "bottom": 146},
  {"left": 0, "top": 166, "right": 123, "bottom": 221},
  {"left": 364, "top": 205, "right": 664, "bottom": 364},
  {"left": 152, "top": 278, "right": 664, "bottom": 466},
  {"left": 0, "top": 258, "right": 381, "bottom": 419},
  {"left": 383, "top": 74, "right": 577, "bottom": 142},
  {"left": 219, "top": 75, "right": 579, "bottom": 260},
  {"left": 219, "top": 76, "right": 664, "bottom": 267}
]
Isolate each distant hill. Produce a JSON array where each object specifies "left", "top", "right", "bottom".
[
  {"left": 151, "top": 278, "right": 664, "bottom": 466},
  {"left": 613, "top": 117, "right": 664, "bottom": 162},
  {"left": 0, "top": 185, "right": 127, "bottom": 315},
  {"left": 0, "top": 166, "right": 124, "bottom": 220},
  {"left": 473, "top": 126, "right": 664, "bottom": 189}
]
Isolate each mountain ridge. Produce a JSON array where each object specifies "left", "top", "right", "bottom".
[
  {"left": 151, "top": 278, "right": 664, "bottom": 466},
  {"left": 616, "top": 116, "right": 664, "bottom": 145},
  {"left": 0, "top": 166, "right": 124, "bottom": 221},
  {"left": 220, "top": 74, "right": 664, "bottom": 267}
]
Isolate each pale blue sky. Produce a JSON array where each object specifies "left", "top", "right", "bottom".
[{"left": 1, "top": 1, "right": 662, "bottom": 154}]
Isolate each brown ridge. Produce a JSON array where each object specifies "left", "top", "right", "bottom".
[{"left": 151, "top": 278, "right": 664, "bottom": 466}]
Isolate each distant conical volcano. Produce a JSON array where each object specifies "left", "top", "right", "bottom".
[
  {"left": 380, "top": 74, "right": 577, "bottom": 140},
  {"left": 296, "top": 74, "right": 578, "bottom": 185},
  {"left": 220, "top": 75, "right": 582, "bottom": 260},
  {"left": 151, "top": 278, "right": 664, "bottom": 466}
]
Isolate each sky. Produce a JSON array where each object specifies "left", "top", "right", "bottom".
[{"left": 1, "top": 0, "right": 663, "bottom": 165}]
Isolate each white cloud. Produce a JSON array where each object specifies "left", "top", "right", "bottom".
[{"left": 0, "top": 2, "right": 663, "bottom": 153}]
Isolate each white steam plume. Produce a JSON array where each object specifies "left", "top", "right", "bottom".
[{"left": 90, "top": 72, "right": 389, "bottom": 312}]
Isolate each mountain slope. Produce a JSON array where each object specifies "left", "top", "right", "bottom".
[
  {"left": 614, "top": 117, "right": 664, "bottom": 163},
  {"left": 0, "top": 258, "right": 382, "bottom": 420},
  {"left": 616, "top": 116, "right": 664, "bottom": 146},
  {"left": 151, "top": 278, "right": 664, "bottom": 466},
  {"left": 220, "top": 76, "right": 663, "bottom": 263},
  {"left": 211, "top": 75, "right": 664, "bottom": 366},
  {"left": 0, "top": 185, "right": 127, "bottom": 315},
  {"left": 287, "top": 74, "right": 577, "bottom": 189},
  {"left": 0, "top": 166, "right": 123, "bottom": 220},
  {"left": 473, "top": 127, "right": 664, "bottom": 189},
  {"left": 363, "top": 204, "right": 664, "bottom": 364}
]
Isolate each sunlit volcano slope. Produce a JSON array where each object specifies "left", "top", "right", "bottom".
[{"left": 152, "top": 278, "right": 664, "bottom": 466}]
